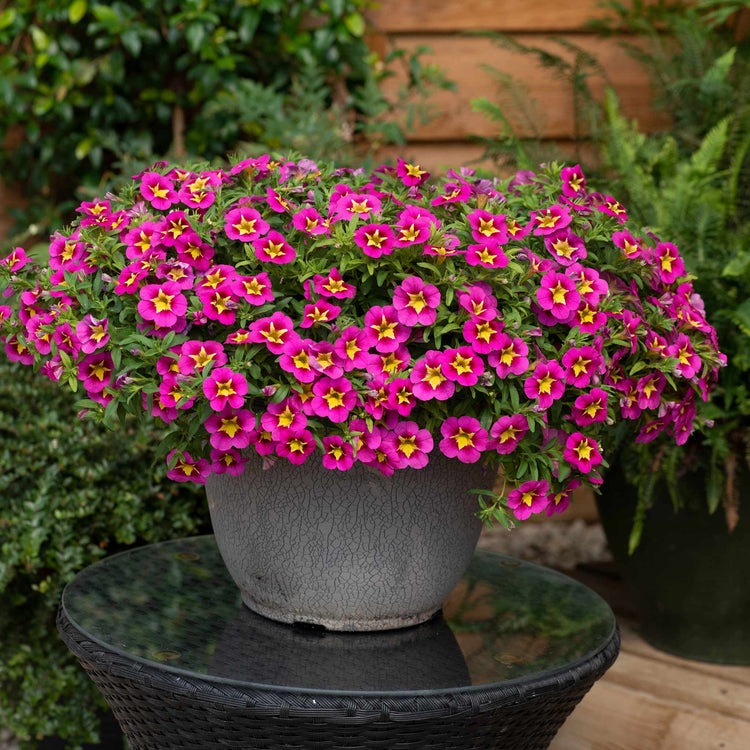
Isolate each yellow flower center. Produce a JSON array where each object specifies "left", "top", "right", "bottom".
[
  {"left": 153, "top": 290, "right": 175, "bottom": 313},
  {"left": 323, "top": 389, "right": 345, "bottom": 409},
  {"left": 452, "top": 353, "right": 473, "bottom": 375},
  {"left": 571, "top": 357, "right": 591, "bottom": 378},
  {"left": 551, "top": 283, "right": 568, "bottom": 306},
  {"left": 365, "top": 230, "right": 387, "bottom": 248},
  {"left": 399, "top": 225, "right": 420, "bottom": 242},
  {"left": 538, "top": 211, "right": 560, "bottom": 228},
  {"left": 407, "top": 291, "right": 427, "bottom": 313},
  {"left": 405, "top": 163, "right": 426, "bottom": 178},
  {"left": 423, "top": 364, "right": 446, "bottom": 389},
  {"left": 398, "top": 435, "right": 418, "bottom": 457},
  {"left": 219, "top": 417, "right": 241, "bottom": 438},
  {"left": 537, "top": 374, "right": 555, "bottom": 395},
  {"left": 261, "top": 323, "right": 287, "bottom": 344},
  {"left": 215, "top": 379, "right": 236, "bottom": 397},
  {"left": 478, "top": 218, "right": 499, "bottom": 237},
  {"left": 552, "top": 238, "right": 575, "bottom": 258},
  {"left": 190, "top": 348, "right": 216, "bottom": 369},
  {"left": 454, "top": 428, "right": 475, "bottom": 450}
]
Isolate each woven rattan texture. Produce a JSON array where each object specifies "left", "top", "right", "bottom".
[{"left": 58, "top": 608, "right": 619, "bottom": 749}]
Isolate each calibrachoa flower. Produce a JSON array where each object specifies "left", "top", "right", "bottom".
[
  {"left": 507, "top": 480, "right": 550, "bottom": 520},
  {"left": 384, "top": 421, "right": 434, "bottom": 468},
  {"left": 439, "top": 416, "right": 488, "bottom": 463},
  {"left": 524, "top": 360, "right": 566, "bottom": 409},
  {"left": 0, "top": 157, "right": 723, "bottom": 529},
  {"left": 392, "top": 277, "right": 441, "bottom": 326},
  {"left": 321, "top": 435, "right": 355, "bottom": 470},
  {"left": 563, "top": 432, "right": 603, "bottom": 473},
  {"left": 546, "top": 479, "right": 580, "bottom": 517},
  {"left": 489, "top": 414, "right": 528, "bottom": 454},
  {"left": 203, "top": 367, "right": 248, "bottom": 411}
]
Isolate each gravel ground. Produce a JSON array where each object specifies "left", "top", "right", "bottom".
[
  {"left": 1, "top": 520, "right": 608, "bottom": 749},
  {"left": 478, "top": 518, "right": 611, "bottom": 569}
]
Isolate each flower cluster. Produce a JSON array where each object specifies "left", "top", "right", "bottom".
[{"left": 0, "top": 157, "right": 724, "bottom": 524}]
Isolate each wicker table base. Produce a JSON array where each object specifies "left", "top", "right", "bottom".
[{"left": 58, "top": 537, "right": 619, "bottom": 750}]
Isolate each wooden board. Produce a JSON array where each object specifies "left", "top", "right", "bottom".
[
  {"left": 379, "top": 33, "right": 670, "bottom": 141},
  {"left": 367, "top": 0, "right": 658, "bottom": 33}
]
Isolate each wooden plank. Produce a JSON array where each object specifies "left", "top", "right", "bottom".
[
  {"left": 379, "top": 33, "right": 670, "bottom": 140},
  {"left": 552, "top": 679, "right": 750, "bottom": 749},
  {"left": 619, "top": 627, "right": 750, "bottom": 688},
  {"left": 368, "top": 0, "right": 655, "bottom": 33},
  {"left": 604, "top": 651, "right": 750, "bottom": 724},
  {"left": 375, "top": 139, "right": 600, "bottom": 175}
]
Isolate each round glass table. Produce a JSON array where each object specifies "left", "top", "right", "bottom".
[{"left": 58, "top": 536, "right": 619, "bottom": 749}]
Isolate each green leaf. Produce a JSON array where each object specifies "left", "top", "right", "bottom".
[
  {"left": 0, "top": 8, "right": 17, "bottom": 30},
  {"left": 92, "top": 4, "right": 120, "bottom": 30},
  {"left": 68, "top": 0, "right": 87, "bottom": 24},
  {"left": 120, "top": 29, "right": 142, "bottom": 57},
  {"left": 29, "top": 26, "right": 50, "bottom": 52},
  {"left": 186, "top": 23, "right": 206, "bottom": 54},
  {"left": 343, "top": 13, "right": 365, "bottom": 37}
]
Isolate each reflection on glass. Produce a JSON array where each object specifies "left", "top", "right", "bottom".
[{"left": 62, "top": 536, "right": 615, "bottom": 693}]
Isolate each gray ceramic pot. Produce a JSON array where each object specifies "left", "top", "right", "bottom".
[{"left": 205, "top": 452, "right": 495, "bottom": 631}]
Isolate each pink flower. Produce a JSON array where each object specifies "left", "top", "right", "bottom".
[
  {"left": 158, "top": 374, "right": 196, "bottom": 410},
  {"left": 410, "top": 350, "right": 456, "bottom": 401},
  {"left": 176, "top": 232, "right": 214, "bottom": 271},
  {"left": 166, "top": 451, "right": 210, "bottom": 484},
  {"left": 573, "top": 302, "right": 607, "bottom": 334},
  {"left": 292, "top": 207, "right": 329, "bottom": 235},
  {"left": 458, "top": 285, "right": 497, "bottom": 321},
  {"left": 531, "top": 204, "right": 572, "bottom": 235},
  {"left": 463, "top": 318, "right": 504, "bottom": 354},
  {"left": 667, "top": 333, "right": 702, "bottom": 378},
  {"left": 231, "top": 272, "right": 274, "bottom": 306},
  {"left": 571, "top": 388, "right": 609, "bottom": 426},
  {"left": 53, "top": 322, "right": 80, "bottom": 356},
  {"left": 546, "top": 479, "right": 581, "bottom": 517},
  {"left": 489, "top": 414, "right": 528, "bottom": 454},
  {"left": 392, "top": 277, "right": 441, "bottom": 326},
  {"left": 75, "top": 314, "right": 109, "bottom": 353},
  {"left": 137, "top": 282, "right": 188, "bottom": 328},
  {"left": 333, "top": 192, "right": 382, "bottom": 221},
  {"left": 487, "top": 334, "right": 529, "bottom": 378},
  {"left": 467, "top": 209, "right": 508, "bottom": 244},
  {"left": 439, "top": 416, "right": 488, "bottom": 463},
  {"left": 140, "top": 172, "right": 178, "bottom": 210},
  {"left": 49, "top": 236, "right": 85, "bottom": 270},
  {"left": 383, "top": 421, "right": 434, "bottom": 468},
  {"left": 311, "top": 376, "right": 358, "bottom": 422},
  {"left": 441, "top": 346, "right": 484, "bottom": 386},
  {"left": 253, "top": 231, "right": 296, "bottom": 264},
  {"left": 396, "top": 159, "right": 430, "bottom": 186},
  {"left": 205, "top": 406, "right": 255, "bottom": 450},
  {"left": 156, "top": 261, "right": 194, "bottom": 289},
  {"left": 248, "top": 312, "right": 299, "bottom": 354},
  {"left": 321, "top": 435, "right": 355, "bottom": 470},
  {"left": 300, "top": 300, "right": 341, "bottom": 328},
  {"left": 536, "top": 272, "right": 581, "bottom": 320},
  {"left": 178, "top": 180, "right": 215, "bottom": 210},
  {"left": 276, "top": 428, "right": 316, "bottom": 464},
  {"left": 310, "top": 341, "right": 344, "bottom": 379},
  {"left": 224, "top": 206, "right": 270, "bottom": 241},
  {"left": 312, "top": 268, "right": 355, "bottom": 299},
  {"left": 178, "top": 340, "right": 227, "bottom": 375},
  {"left": 334, "top": 326, "right": 371, "bottom": 371},
  {"left": 636, "top": 372, "right": 666, "bottom": 410},
  {"left": 260, "top": 397, "right": 306, "bottom": 437},
  {"left": 279, "top": 338, "right": 317, "bottom": 383},
  {"left": 266, "top": 187, "right": 295, "bottom": 213},
  {"left": 199, "top": 286, "right": 238, "bottom": 326},
  {"left": 386, "top": 377, "right": 417, "bottom": 416},
  {"left": 613, "top": 230, "right": 642, "bottom": 259},
  {"left": 595, "top": 196, "right": 628, "bottom": 223},
  {"left": 562, "top": 345, "right": 603, "bottom": 388},
  {"left": 143, "top": 392, "right": 179, "bottom": 424},
  {"left": 524, "top": 360, "right": 566, "bottom": 409},
  {"left": 362, "top": 305, "right": 411, "bottom": 353},
  {"left": 465, "top": 243, "right": 508, "bottom": 268},
  {"left": 4, "top": 336, "right": 34, "bottom": 365},
  {"left": 203, "top": 367, "right": 248, "bottom": 411},
  {"left": 394, "top": 218, "right": 432, "bottom": 247},
  {"left": 569, "top": 264, "right": 608, "bottom": 306},
  {"left": 654, "top": 242, "right": 685, "bottom": 285},
  {"left": 431, "top": 181, "right": 471, "bottom": 206},
  {"left": 159, "top": 211, "right": 193, "bottom": 247},
  {"left": 114, "top": 264, "right": 148, "bottom": 294},
  {"left": 544, "top": 230, "right": 586, "bottom": 265},
  {"left": 210, "top": 448, "right": 248, "bottom": 476},
  {"left": 563, "top": 432, "right": 603, "bottom": 473},
  {"left": 507, "top": 480, "right": 550, "bottom": 520},
  {"left": 561, "top": 165, "right": 586, "bottom": 198},
  {"left": 77, "top": 352, "right": 113, "bottom": 393},
  {"left": 364, "top": 346, "right": 410, "bottom": 379},
  {"left": 353, "top": 224, "right": 395, "bottom": 258}
]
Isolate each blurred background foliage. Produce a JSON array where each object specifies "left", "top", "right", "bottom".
[
  {"left": 473, "top": 0, "right": 749, "bottom": 547},
  {"left": 0, "top": 0, "right": 451, "bottom": 249}
]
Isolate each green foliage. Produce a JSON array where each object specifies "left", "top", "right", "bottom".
[
  {"left": 0, "top": 0, "right": 450, "bottom": 245},
  {"left": 472, "top": 1, "right": 750, "bottom": 532},
  {"left": 0, "top": 357, "right": 207, "bottom": 748}
]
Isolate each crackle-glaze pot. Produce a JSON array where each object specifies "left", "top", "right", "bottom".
[{"left": 205, "top": 452, "right": 495, "bottom": 631}]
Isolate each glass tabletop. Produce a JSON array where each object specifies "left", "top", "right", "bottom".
[{"left": 61, "top": 536, "right": 615, "bottom": 696}]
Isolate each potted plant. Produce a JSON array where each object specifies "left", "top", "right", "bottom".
[{"left": 0, "top": 156, "right": 723, "bottom": 631}]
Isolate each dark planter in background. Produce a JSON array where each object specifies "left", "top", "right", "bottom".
[{"left": 596, "top": 462, "right": 750, "bottom": 665}]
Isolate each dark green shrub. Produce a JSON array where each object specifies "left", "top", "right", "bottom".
[
  {"left": 0, "top": 0, "right": 449, "bottom": 244},
  {"left": 0, "top": 357, "right": 208, "bottom": 748}
]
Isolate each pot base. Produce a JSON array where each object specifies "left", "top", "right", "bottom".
[{"left": 241, "top": 593, "right": 438, "bottom": 632}]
